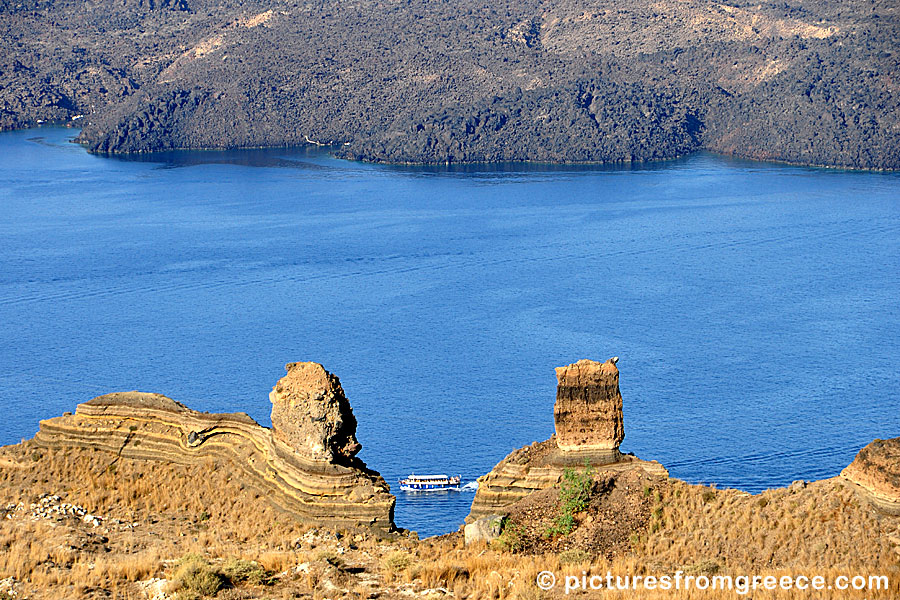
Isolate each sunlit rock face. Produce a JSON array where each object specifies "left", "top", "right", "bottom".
[
  {"left": 33, "top": 363, "right": 396, "bottom": 530},
  {"left": 468, "top": 357, "right": 666, "bottom": 521},
  {"left": 554, "top": 358, "right": 625, "bottom": 454},
  {"left": 270, "top": 361, "right": 362, "bottom": 462},
  {"left": 841, "top": 437, "right": 900, "bottom": 515}
]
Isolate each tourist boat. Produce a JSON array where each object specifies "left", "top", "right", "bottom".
[{"left": 398, "top": 474, "right": 462, "bottom": 492}]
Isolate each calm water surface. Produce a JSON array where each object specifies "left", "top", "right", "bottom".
[{"left": 1, "top": 128, "right": 898, "bottom": 536}]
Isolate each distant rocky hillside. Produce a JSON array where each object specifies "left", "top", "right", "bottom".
[{"left": 1, "top": 0, "right": 897, "bottom": 168}]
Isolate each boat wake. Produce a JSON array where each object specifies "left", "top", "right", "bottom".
[{"left": 461, "top": 481, "right": 478, "bottom": 492}]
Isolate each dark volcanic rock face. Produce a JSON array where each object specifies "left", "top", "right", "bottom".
[
  {"left": 339, "top": 81, "right": 707, "bottom": 164},
  {"left": 2, "top": 0, "right": 898, "bottom": 168}
]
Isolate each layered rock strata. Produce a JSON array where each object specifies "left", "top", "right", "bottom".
[
  {"left": 554, "top": 358, "right": 624, "bottom": 460},
  {"left": 469, "top": 357, "right": 666, "bottom": 521},
  {"left": 841, "top": 437, "right": 900, "bottom": 515},
  {"left": 33, "top": 363, "right": 395, "bottom": 530}
]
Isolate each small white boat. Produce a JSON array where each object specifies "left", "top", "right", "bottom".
[{"left": 398, "top": 474, "right": 461, "bottom": 492}]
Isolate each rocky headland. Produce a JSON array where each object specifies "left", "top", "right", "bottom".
[
  {"left": 468, "top": 358, "right": 667, "bottom": 521},
  {"left": 461, "top": 359, "right": 900, "bottom": 576},
  {"left": 841, "top": 437, "right": 900, "bottom": 515},
  {"left": 1, "top": 0, "right": 898, "bottom": 168},
  {"left": 32, "top": 362, "right": 395, "bottom": 531},
  {"left": 1, "top": 358, "right": 898, "bottom": 599}
]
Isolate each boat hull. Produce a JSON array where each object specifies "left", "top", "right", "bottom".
[
  {"left": 399, "top": 474, "right": 462, "bottom": 492},
  {"left": 399, "top": 483, "right": 461, "bottom": 492}
]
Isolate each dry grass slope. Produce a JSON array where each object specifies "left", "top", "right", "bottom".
[{"left": 2, "top": 440, "right": 899, "bottom": 599}]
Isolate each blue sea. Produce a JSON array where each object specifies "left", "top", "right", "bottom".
[{"left": 1, "top": 128, "right": 898, "bottom": 537}]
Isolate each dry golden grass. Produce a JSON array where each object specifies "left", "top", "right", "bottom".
[
  {"left": 1, "top": 442, "right": 312, "bottom": 551},
  {"left": 0, "top": 441, "right": 319, "bottom": 598},
  {"left": 0, "top": 518, "right": 161, "bottom": 599},
  {"left": 378, "top": 472, "right": 900, "bottom": 600},
  {"left": 2, "top": 440, "right": 899, "bottom": 599},
  {"left": 642, "top": 478, "right": 899, "bottom": 570},
  {"left": 403, "top": 537, "right": 900, "bottom": 599}
]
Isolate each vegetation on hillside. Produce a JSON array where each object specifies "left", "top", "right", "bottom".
[
  {"left": 1, "top": 441, "right": 898, "bottom": 598},
  {"left": 1, "top": 0, "right": 897, "bottom": 168}
]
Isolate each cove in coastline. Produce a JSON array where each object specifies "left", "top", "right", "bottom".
[{"left": 1, "top": 128, "right": 898, "bottom": 536}]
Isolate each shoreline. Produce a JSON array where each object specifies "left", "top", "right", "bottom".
[{"left": 3, "top": 124, "right": 897, "bottom": 174}]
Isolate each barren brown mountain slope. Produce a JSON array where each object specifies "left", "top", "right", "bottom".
[{"left": 1, "top": 0, "right": 897, "bottom": 167}]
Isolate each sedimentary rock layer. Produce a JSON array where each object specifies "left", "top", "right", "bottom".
[
  {"left": 554, "top": 357, "right": 624, "bottom": 456},
  {"left": 469, "top": 358, "right": 667, "bottom": 521},
  {"left": 841, "top": 437, "right": 900, "bottom": 515},
  {"left": 33, "top": 364, "right": 395, "bottom": 530},
  {"left": 468, "top": 437, "right": 668, "bottom": 521}
]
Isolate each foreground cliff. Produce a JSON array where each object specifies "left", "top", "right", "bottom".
[
  {"left": 841, "top": 437, "right": 900, "bottom": 515},
  {"left": 1, "top": 0, "right": 898, "bottom": 168},
  {"left": 465, "top": 358, "right": 900, "bottom": 578},
  {"left": 0, "top": 361, "right": 898, "bottom": 599},
  {"left": 32, "top": 362, "right": 395, "bottom": 531},
  {"left": 468, "top": 358, "right": 667, "bottom": 521}
]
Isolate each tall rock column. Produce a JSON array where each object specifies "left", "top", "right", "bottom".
[
  {"left": 467, "top": 357, "right": 666, "bottom": 521},
  {"left": 553, "top": 357, "right": 624, "bottom": 458}
]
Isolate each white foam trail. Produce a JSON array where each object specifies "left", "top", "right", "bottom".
[{"left": 461, "top": 481, "right": 478, "bottom": 492}]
